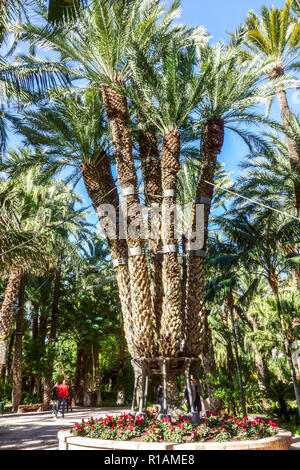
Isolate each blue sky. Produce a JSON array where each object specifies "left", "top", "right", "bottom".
[
  {"left": 167, "top": 0, "right": 287, "bottom": 43},
  {"left": 4, "top": 0, "right": 300, "bottom": 226}
]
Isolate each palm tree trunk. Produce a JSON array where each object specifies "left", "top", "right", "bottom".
[
  {"left": 93, "top": 344, "right": 102, "bottom": 406},
  {"left": 229, "top": 306, "right": 247, "bottom": 417},
  {"left": 269, "top": 67, "right": 300, "bottom": 220},
  {"left": 74, "top": 345, "right": 83, "bottom": 405},
  {"left": 30, "top": 305, "right": 39, "bottom": 393},
  {"left": 185, "top": 117, "right": 224, "bottom": 356},
  {"left": 166, "top": 375, "right": 180, "bottom": 409},
  {"left": 221, "top": 310, "right": 235, "bottom": 376},
  {"left": 12, "top": 274, "right": 26, "bottom": 412},
  {"left": 43, "top": 260, "right": 62, "bottom": 408},
  {"left": 3, "top": 329, "right": 15, "bottom": 383},
  {"left": 102, "top": 86, "right": 155, "bottom": 358},
  {"left": 34, "top": 308, "right": 47, "bottom": 396},
  {"left": 202, "top": 318, "right": 222, "bottom": 414},
  {"left": 181, "top": 234, "right": 188, "bottom": 331},
  {"left": 159, "top": 130, "right": 182, "bottom": 357},
  {"left": 284, "top": 340, "right": 300, "bottom": 418},
  {"left": 0, "top": 265, "right": 23, "bottom": 364},
  {"left": 139, "top": 129, "right": 164, "bottom": 333},
  {"left": 81, "top": 155, "right": 137, "bottom": 358},
  {"left": 250, "top": 315, "right": 270, "bottom": 393},
  {"left": 116, "top": 342, "right": 126, "bottom": 406}
]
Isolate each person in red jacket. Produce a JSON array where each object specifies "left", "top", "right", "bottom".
[{"left": 54, "top": 380, "right": 69, "bottom": 419}]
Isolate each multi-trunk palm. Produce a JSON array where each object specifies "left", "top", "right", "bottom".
[{"left": 17, "top": 1, "right": 208, "bottom": 364}]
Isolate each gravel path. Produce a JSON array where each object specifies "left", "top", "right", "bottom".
[
  {"left": 0, "top": 406, "right": 130, "bottom": 450},
  {"left": 0, "top": 407, "right": 299, "bottom": 450}
]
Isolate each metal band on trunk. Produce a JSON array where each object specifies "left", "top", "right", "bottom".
[
  {"left": 128, "top": 247, "right": 144, "bottom": 257},
  {"left": 121, "top": 186, "right": 136, "bottom": 197},
  {"left": 162, "top": 244, "right": 178, "bottom": 254},
  {"left": 112, "top": 258, "right": 128, "bottom": 268},
  {"left": 163, "top": 189, "right": 176, "bottom": 198}
]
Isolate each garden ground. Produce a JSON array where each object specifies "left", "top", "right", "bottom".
[{"left": 0, "top": 407, "right": 299, "bottom": 450}]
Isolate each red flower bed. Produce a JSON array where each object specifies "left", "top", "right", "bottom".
[{"left": 71, "top": 410, "right": 279, "bottom": 443}]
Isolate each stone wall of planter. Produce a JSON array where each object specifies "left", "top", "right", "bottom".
[{"left": 57, "top": 428, "right": 292, "bottom": 451}]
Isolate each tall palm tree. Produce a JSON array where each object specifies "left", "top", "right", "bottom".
[
  {"left": 0, "top": 173, "right": 49, "bottom": 362},
  {"left": 243, "top": 0, "right": 300, "bottom": 219}
]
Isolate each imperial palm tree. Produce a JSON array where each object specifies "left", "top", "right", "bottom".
[{"left": 18, "top": 0, "right": 208, "bottom": 365}]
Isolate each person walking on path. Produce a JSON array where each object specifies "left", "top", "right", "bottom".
[{"left": 55, "top": 380, "right": 69, "bottom": 419}]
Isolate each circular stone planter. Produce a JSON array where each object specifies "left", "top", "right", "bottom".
[{"left": 58, "top": 428, "right": 292, "bottom": 451}]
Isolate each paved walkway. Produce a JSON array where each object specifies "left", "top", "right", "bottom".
[
  {"left": 0, "top": 407, "right": 299, "bottom": 450},
  {"left": 291, "top": 436, "right": 300, "bottom": 450},
  {"left": 0, "top": 406, "right": 130, "bottom": 450}
]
